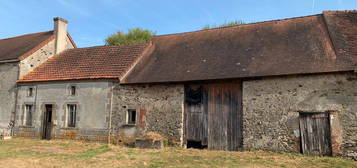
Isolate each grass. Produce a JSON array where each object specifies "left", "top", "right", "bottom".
[{"left": 0, "top": 138, "right": 355, "bottom": 168}]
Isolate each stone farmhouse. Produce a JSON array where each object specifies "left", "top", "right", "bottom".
[
  {"left": 15, "top": 43, "right": 149, "bottom": 141},
  {"left": 0, "top": 17, "right": 75, "bottom": 135},
  {"left": 0, "top": 11, "right": 356, "bottom": 159}
]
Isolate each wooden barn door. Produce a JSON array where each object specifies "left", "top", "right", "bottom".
[
  {"left": 207, "top": 82, "right": 242, "bottom": 151},
  {"left": 299, "top": 113, "right": 332, "bottom": 156},
  {"left": 184, "top": 81, "right": 243, "bottom": 151},
  {"left": 185, "top": 85, "right": 208, "bottom": 147}
]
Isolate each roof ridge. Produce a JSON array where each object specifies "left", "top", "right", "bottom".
[
  {"left": 0, "top": 30, "right": 53, "bottom": 41},
  {"left": 324, "top": 10, "right": 357, "bottom": 13},
  {"left": 154, "top": 14, "right": 321, "bottom": 38},
  {"left": 69, "top": 42, "right": 150, "bottom": 50}
]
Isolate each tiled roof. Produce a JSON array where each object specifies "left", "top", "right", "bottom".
[
  {"left": 18, "top": 43, "right": 150, "bottom": 82},
  {"left": 0, "top": 31, "right": 55, "bottom": 62},
  {"left": 121, "top": 11, "right": 357, "bottom": 84},
  {"left": 323, "top": 10, "right": 357, "bottom": 69}
]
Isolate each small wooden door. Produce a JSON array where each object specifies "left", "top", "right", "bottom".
[
  {"left": 299, "top": 113, "right": 332, "bottom": 156},
  {"left": 42, "top": 104, "right": 53, "bottom": 140}
]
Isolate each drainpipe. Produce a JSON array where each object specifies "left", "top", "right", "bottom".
[{"left": 108, "top": 82, "right": 115, "bottom": 144}]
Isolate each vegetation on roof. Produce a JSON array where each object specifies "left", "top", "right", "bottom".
[
  {"left": 105, "top": 28, "right": 155, "bottom": 45},
  {"left": 202, "top": 20, "right": 246, "bottom": 29}
]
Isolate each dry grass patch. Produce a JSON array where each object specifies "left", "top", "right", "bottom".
[{"left": 0, "top": 138, "right": 355, "bottom": 168}]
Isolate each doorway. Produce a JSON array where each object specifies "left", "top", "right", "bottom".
[
  {"left": 299, "top": 112, "right": 332, "bottom": 156},
  {"left": 184, "top": 81, "right": 243, "bottom": 151},
  {"left": 42, "top": 104, "right": 53, "bottom": 140}
]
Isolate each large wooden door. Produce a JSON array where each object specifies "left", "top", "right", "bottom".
[
  {"left": 184, "top": 81, "right": 243, "bottom": 151},
  {"left": 299, "top": 113, "right": 332, "bottom": 156},
  {"left": 42, "top": 104, "right": 53, "bottom": 140},
  {"left": 207, "top": 82, "right": 242, "bottom": 151}
]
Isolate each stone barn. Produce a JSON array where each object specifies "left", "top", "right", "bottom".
[
  {"left": 115, "top": 11, "right": 357, "bottom": 159},
  {"left": 9, "top": 11, "right": 357, "bottom": 160},
  {"left": 0, "top": 17, "right": 75, "bottom": 135}
]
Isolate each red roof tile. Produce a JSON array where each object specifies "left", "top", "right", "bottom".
[
  {"left": 18, "top": 43, "right": 150, "bottom": 82},
  {"left": 0, "top": 31, "right": 55, "bottom": 61}
]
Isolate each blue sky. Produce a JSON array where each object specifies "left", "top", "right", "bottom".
[{"left": 1, "top": 0, "right": 356, "bottom": 47}]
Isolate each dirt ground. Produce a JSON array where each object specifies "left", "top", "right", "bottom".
[{"left": 0, "top": 138, "right": 355, "bottom": 168}]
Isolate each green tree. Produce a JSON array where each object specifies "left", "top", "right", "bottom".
[
  {"left": 202, "top": 20, "right": 246, "bottom": 30},
  {"left": 105, "top": 28, "right": 155, "bottom": 45}
]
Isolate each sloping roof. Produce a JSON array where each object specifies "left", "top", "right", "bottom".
[
  {"left": 0, "top": 31, "right": 55, "bottom": 62},
  {"left": 323, "top": 10, "right": 357, "bottom": 68},
  {"left": 18, "top": 43, "right": 150, "bottom": 82},
  {"left": 121, "top": 11, "right": 357, "bottom": 84}
]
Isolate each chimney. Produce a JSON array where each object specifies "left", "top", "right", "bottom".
[{"left": 53, "top": 17, "right": 68, "bottom": 54}]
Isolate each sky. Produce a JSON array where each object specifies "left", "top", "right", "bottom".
[{"left": 1, "top": 0, "right": 357, "bottom": 48}]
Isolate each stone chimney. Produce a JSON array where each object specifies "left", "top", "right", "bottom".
[{"left": 53, "top": 17, "right": 68, "bottom": 54}]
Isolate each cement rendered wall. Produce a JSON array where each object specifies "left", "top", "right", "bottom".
[
  {"left": 243, "top": 72, "right": 357, "bottom": 159},
  {"left": 15, "top": 81, "right": 112, "bottom": 141},
  {"left": 0, "top": 62, "right": 18, "bottom": 134},
  {"left": 112, "top": 84, "right": 184, "bottom": 145}
]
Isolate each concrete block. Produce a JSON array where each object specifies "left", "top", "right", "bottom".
[{"left": 135, "top": 139, "right": 164, "bottom": 149}]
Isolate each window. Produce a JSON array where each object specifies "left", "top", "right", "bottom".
[
  {"left": 127, "top": 109, "right": 136, "bottom": 125},
  {"left": 27, "top": 87, "right": 34, "bottom": 97},
  {"left": 67, "top": 104, "right": 77, "bottom": 127},
  {"left": 70, "top": 85, "right": 76, "bottom": 96},
  {"left": 24, "top": 104, "right": 33, "bottom": 126}
]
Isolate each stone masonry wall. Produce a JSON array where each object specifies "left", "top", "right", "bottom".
[
  {"left": 112, "top": 84, "right": 184, "bottom": 145},
  {"left": 0, "top": 62, "right": 18, "bottom": 134},
  {"left": 19, "top": 36, "right": 75, "bottom": 78},
  {"left": 19, "top": 39, "right": 55, "bottom": 78},
  {"left": 243, "top": 72, "right": 357, "bottom": 159}
]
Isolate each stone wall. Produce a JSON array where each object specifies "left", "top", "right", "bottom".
[
  {"left": 19, "top": 36, "right": 75, "bottom": 78},
  {"left": 0, "top": 62, "right": 18, "bottom": 134},
  {"left": 112, "top": 84, "right": 184, "bottom": 145},
  {"left": 19, "top": 39, "right": 55, "bottom": 78},
  {"left": 14, "top": 81, "right": 112, "bottom": 141},
  {"left": 243, "top": 72, "right": 357, "bottom": 159}
]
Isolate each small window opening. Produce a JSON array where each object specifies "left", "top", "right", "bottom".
[
  {"left": 187, "top": 140, "right": 207, "bottom": 149},
  {"left": 67, "top": 104, "right": 77, "bottom": 127},
  {"left": 24, "top": 104, "right": 33, "bottom": 126},
  {"left": 70, "top": 86, "right": 76, "bottom": 96},
  {"left": 185, "top": 86, "right": 202, "bottom": 104},
  {"left": 28, "top": 87, "right": 34, "bottom": 97},
  {"left": 127, "top": 109, "right": 136, "bottom": 125}
]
